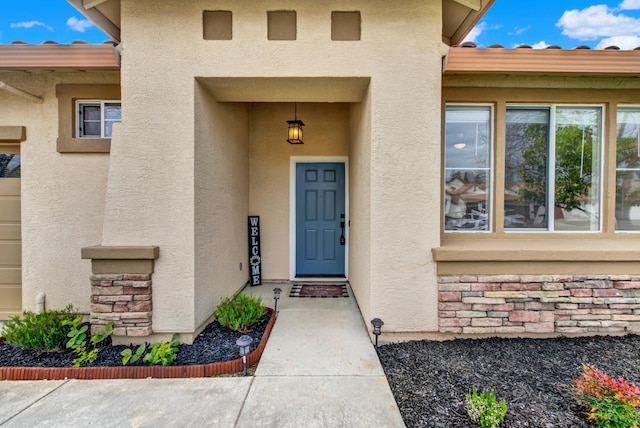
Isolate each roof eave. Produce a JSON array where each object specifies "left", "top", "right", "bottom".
[
  {"left": 444, "top": 0, "right": 496, "bottom": 46},
  {"left": 66, "top": 0, "right": 121, "bottom": 43},
  {"left": 444, "top": 47, "right": 640, "bottom": 77},
  {"left": 0, "top": 44, "right": 121, "bottom": 72}
]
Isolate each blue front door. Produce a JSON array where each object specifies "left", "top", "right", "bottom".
[{"left": 296, "top": 163, "right": 346, "bottom": 277}]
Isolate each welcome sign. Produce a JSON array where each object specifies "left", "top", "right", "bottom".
[{"left": 248, "top": 216, "right": 262, "bottom": 286}]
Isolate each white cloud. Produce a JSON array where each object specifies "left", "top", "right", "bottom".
[
  {"left": 10, "top": 21, "right": 53, "bottom": 31},
  {"left": 531, "top": 41, "right": 550, "bottom": 49},
  {"left": 596, "top": 35, "right": 640, "bottom": 49},
  {"left": 509, "top": 40, "right": 549, "bottom": 49},
  {"left": 66, "top": 17, "right": 93, "bottom": 32},
  {"left": 508, "top": 26, "right": 530, "bottom": 36},
  {"left": 557, "top": 5, "right": 640, "bottom": 41},
  {"left": 620, "top": 0, "right": 640, "bottom": 10},
  {"left": 462, "top": 21, "right": 486, "bottom": 44}
]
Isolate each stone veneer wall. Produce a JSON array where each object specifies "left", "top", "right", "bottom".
[
  {"left": 82, "top": 246, "right": 159, "bottom": 338},
  {"left": 438, "top": 274, "right": 640, "bottom": 335},
  {"left": 90, "top": 273, "right": 152, "bottom": 336}
]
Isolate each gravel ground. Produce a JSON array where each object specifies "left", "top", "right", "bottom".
[
  {"left": 0, "top": 312, "right": 270, "bottom": 368},
  {"left": 378, "top": 334, "right": 640, "bottom": 427}
]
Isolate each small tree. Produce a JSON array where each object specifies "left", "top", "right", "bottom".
[{"left": 520, "top": 124, "right": 595, "bottom": 213}]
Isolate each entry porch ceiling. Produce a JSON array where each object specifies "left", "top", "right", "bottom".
[
  {"left": 67, "top": 0, "right": 493, "bottom": 46},
  {"left": 197, "top": 77, "right": 371, "bottom": 102}
]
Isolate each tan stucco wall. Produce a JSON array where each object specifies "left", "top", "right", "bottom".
[
  {"left": 194, "top": 84, "right": 250, "bottom": 329},
  {"left": 0, "top": 72, "right": 119, "bottom": 314},
  {"left": 103, "top": 0, "right": 443, "bottom": 334},
  {"left": 348, "top": 89, "right": 372, "bottom": 321}
]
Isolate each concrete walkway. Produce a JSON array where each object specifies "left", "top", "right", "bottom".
[{"left": 0, "top": 283, "right": 405, "bottom": 427}]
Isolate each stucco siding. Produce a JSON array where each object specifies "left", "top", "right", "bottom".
[
  {"left": 0, "top": 72, "right": 118, "bottom": 314},
  {"left": 194, "top": 83, "right": 250, "bottom": 329},
  {"left": 104, "top": 0, "right": 445, "bottom": 334},
  {"left": 348, "top": 89, "right": 372, "bottom": 323},
  {"left": 102, "top": 55, "right": 197, "bottom": 332}
]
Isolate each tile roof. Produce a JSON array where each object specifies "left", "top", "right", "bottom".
[
  {"left": 0, "top": 42, "right": 119, "bottom": 71},
  {"left": 445, "top": 44, "right": 640, "bottom": 76}
]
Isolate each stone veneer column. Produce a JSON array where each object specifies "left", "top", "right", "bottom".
[{"left": 81, "top": 246, "right": 159, "bottom": 337}]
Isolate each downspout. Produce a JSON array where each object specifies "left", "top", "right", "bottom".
[
  {"left": 0, "top": 81, "right": 44, "bottom": 104},
  {"left": 35, "top": 292, "right": 46, "bottom": 314},
  {"left": 115, "top": 43, "right": 123, "bottom": 66},
  {"left": 440, "top": 42, "right": 451, "bottom": 74}
]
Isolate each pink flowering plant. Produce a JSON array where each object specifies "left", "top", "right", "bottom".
[{"left": 572, "top": 364, "right": 640, "bottom": 428}]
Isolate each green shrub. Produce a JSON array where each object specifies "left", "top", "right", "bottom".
[
  {"left": 215, "top": 293, "right": 265, "bottom": 333},
  {"left": 121, "top": 335, "right": 180, "bottom": 366},
  {"left": 466, "top": 387, "right": 508, "bottom": 428},
  {"left": 143, "top": 334, "right": 180, "bottom": 366},
  {"left": 572, "top": 364, "right": 640, "bottom": 428},
  {"left": 121, "top": 344, "right": 147, "bottom": 365},
  {"left": 64, "top": 319, "right": 113, "bottom": 367},
  {"left": 3, "top": 305, "right": 80, "bottom": 351}
]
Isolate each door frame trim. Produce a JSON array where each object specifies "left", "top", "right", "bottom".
[{"left": 289, "top": 156, "right": 349, "bottom": 281}]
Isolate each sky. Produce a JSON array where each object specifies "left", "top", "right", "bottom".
[
  {"left": 0, "top": 0, "right": 109, "bottom": 45},
  {"left": 1, "top": 1, "right": 640, "bottom": 49},
  {"left": 465, "top": 0, "right": 640, "bottom": 49}
]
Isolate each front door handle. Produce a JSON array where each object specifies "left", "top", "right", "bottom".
[{"left": 340, "top": 214, "right": 345, "bottom": 245}]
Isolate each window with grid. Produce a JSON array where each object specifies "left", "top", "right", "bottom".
[{"left": 77, "top": 101, "right": 121, "bottom": 138}]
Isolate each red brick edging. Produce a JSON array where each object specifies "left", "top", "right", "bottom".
[{"left": 0, "top": 308, "right": 275, "bottom": 381}]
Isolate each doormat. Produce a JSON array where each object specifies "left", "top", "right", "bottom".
[{"left": 289, "top": 284, "right": 349, "bottom": 298}]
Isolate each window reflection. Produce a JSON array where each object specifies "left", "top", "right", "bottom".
[
  {"left": 0, "top": 154, "right": 20, "bottom": 178},
  {"left": 503, "top": 106, "right": 602, "bottom": 232},
  {"left": 554, "top": 107, "right": 602, "bottom": 231},
  {"left": 616, "top": 108, "right": 640, "bottom": 231},
  {"left": 505, "top": 108, "right": 549, "bottom": 229},
  {"left": 444, "top": 106, "right": 491, "bottom": 231}
]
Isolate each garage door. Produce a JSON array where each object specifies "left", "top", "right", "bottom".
[{"left": 0, "top": 145, "right": 21, "bottom": 319}]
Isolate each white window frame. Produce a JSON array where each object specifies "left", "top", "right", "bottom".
[
  {"left": 615, "top": 104, "right": 640, "bottom": 233},
  {"left": 444, "top": 103, "right": 495, "bottom": 233},
  {"left": 504, "top": 103, "right": 605, "bottom": 233},
  {"left": 76, "top": 100, "right": 121, "bottom": 139}
]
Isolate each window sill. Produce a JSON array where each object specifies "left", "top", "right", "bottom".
[
  {"left": 433, "top": 238, "right": 640, "bottom": 275},
  {"left": 57, "top": 138, "right": 110, "bottom": 153},
  {"left": 433, "top": 238, "right": 640, "bottom": 262}
]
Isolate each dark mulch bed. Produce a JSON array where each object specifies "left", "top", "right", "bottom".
[
  {"left": 0, "top": 313, "right": 270, "bottom": 369},
  {"left": 378, "top": 334, "right": 640, "bottom": 427}
]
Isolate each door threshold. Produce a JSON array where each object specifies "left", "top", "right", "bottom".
[{"left": 292, "top": 277, "right": 347, "bottom": 283}]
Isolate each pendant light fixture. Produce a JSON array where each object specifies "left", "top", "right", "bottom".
[{"left": 286, "top": 102, "right": 305, "bottom": 144}]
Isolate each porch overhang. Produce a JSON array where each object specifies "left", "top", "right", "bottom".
[{"left": 196, "top": 77, "right": 371, "bottom": 102}]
